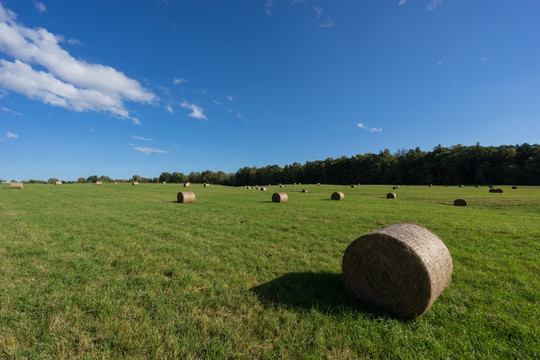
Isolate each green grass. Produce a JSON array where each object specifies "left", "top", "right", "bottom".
[{"left": 0, "top": 183, "right": 538, "bottom": 359}]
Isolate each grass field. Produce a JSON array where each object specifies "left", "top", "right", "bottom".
[{"left": 0, "top": 183, "right": 538, "bottom": 359}]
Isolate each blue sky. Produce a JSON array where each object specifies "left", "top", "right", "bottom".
[{"left": 1, "top": 0, "right": 539, "bottom": 181}]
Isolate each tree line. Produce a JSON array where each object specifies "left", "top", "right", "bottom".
[{"left": 15, "top": 143, "right": 540, "bottom": 186}]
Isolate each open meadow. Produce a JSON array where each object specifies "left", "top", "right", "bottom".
[{"left": 0, "top": 183, "right": 538, "bottom": 359}]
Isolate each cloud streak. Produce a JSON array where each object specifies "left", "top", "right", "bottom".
[
  {"left": 0, "top": 3, "right": 155, "bottom": 124},
  {"left": 426, "top": 0, "right": 442, "bottom": 11},
  {"left": 132, "top": 135, "right": 153, "bottom": 141},
  {"left": 33, "top": 1, "right": 47, "bottom": 13},
  {"left": 133, "top": 147, "right": 167, "bottom": 155},
  {"left": 6, "top": 131, "right": 18, "bottom": 138},
  {"left": 357, "top": 123, "right": 382, "bottom": 133},
  {"left": 180, "top": 100, "right": 207, "bottom": 120}
]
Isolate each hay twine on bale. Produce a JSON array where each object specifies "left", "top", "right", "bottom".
[
  {"left": 331, "top": 191, "right": 344, "bottom": 201},
  {"left": 11, "top": 182, "right": 23, "bottom": 189},
  {"left": 342, "top": 222, "right": 453, "bottom": 319},
  {"left": 386, "top": 192, "right": 397, "bottom": 199},
  {"left": 272, "top": 192, "right": 288, "bottom": 203},
  {"left": 177, "top": 191, "right": 196, "bottom": 203},
  {"left": 453, "top": 198, "right": 467, "bottom": 206}
]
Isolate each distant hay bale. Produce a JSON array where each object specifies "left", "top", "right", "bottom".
[
  {"left": 475, "top": 185, "right": 479, "bottom": 188},
  {"left": 55, "top": 181, "right": 62, "bottom": 186},
  {"left": 351, "top": 184, "right": 356, "bottom": 188},
  {"left": 301, "top": 189, "right": 308, "bottom": 193},
  {"left": 386, "top": 192, "right": 397, "bottom": 199},
  {"left": 293, "top": 183, "right": 297, "bottom": 185},
  {"left": 96, "top": 181, "right": 102, "bottom": 185},
  {"left": 163, "top": 181, "right": 167, "bottom": 184},
  {"left": 392, "top": 186, "right": 399, "bottom": 190},
  {"left": 11, "top": 182, "right": 23, "bottom": 189},
  {"left": 317, "top": 183, "right": 321, "bottom": 186},
  {"left": 489, "top": 188, "right": 503, "bottom": 193},
  {"left": 261, "top": 187, "right": 267, "bottom": 191},
  {"left": 331, "top": 191, "right": 344, "bottom": 201},
  {"left": 428, "top": 184, "right": 433, "bottom": 187},
  {"left": 184, "top": 182, "right": 191, "bottom": 187},
  {"left": 272, "top": 192, "right": 288, "bottom": 203},
  {"left": 280, "top": 185, "right": 284, "bottom": 188},
  {"left": 299, "top": 183, "right": 302, "bottom": 185},
  {"left": 512, "top": 186, "right": 517, "bottom": 190},
  {"left": 342, "top": 222, "right": 453, "bottom": 319},
  {"left": 459, "top": 185, "right": 464, "bottom": 188},
  {"left": 453, "top": 198, "right": 467, "bottom": 206},
  {"left": 132, "top": 181, "right": 139, "bottom": 186},
  {"left": 204, "top": 183, "right": 210, "bottom": 187},
  {"left": 177, "top": 191, "right": 196, "bottom": 203}
]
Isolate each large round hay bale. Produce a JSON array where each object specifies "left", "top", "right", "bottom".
[
  {"left": 132, "top": 181, "right": 139, "bottom": 186},
  {"left": 184, "top": 182, "right": 190, "bottom": 187},
  {"left": 342, "top": 222, "right": 453, "bottom": 319},
  {"left": 331, "top": 191, "right": 344, "bottom": 200},
  {"left": 386, "top": 192, "right": 397, "bottom": 199},
  {"left": 428, "top": 184, "right": 433, "bottom": 187},
  {"left": 96, "top": 181, "right": 103, "bottom": 185},
  {"left": 55, "top": 181, "right": 62, "bottom": 186},
  {"left": 272, "top": 192, "right": 288, "bottom": 203},
  {"left": 453, "top": 198, "right": 467, "bottom": 206},
  {"left": 301, "top": 189, "right": 308, "bottom": 193},
  {"left": 177, "top": 191, "right": 196, "bottom": 203},
  {"left": 392, "top": 186, "right": 399, "bottom": 190},
  {"left": 11, "top": 182, "right": 23, "bottom": 189}
]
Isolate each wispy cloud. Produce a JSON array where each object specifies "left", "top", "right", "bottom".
[
  {"left": 426, "top": 0, "right": 442, "bottom": 11},
  {"left": 265, "top": 0, "right": 276, "bottom": 16},
  {"left": 6, "top": 131, "right": 18, "bottom": 138},
  {"left": 180, "top": 100, "right": 207, "bottom": 120},
  {"left": 165, "top": 105, "right": 174, "bottom": 114},
  {"left": 319, "top": 18, "right": 335, "bottom": 28},
  {"left": 314, "top": 7, "right": 324, "bottom": 18},
  {"left": 33, "top": 1, "right": 47, "bottom": 13},
  {"left": 212, "top": 100, "right": 222, "bottom": 106},
  {"left": 398, "top": 0, "right": 407, "bottom": 5},
  {"left": 0, "top": 3, "right": 155, "bottom": 124},
  {"left": 133, "top": 147, "right": 167, "bottom": 155},
  {"left": 1, "top": 106, "right": 22, "bottom": 116},
  {"left": 132, "top": 135, "right": 153, "bottom": 141},
  {"left": 226, "top": 95, "right": 233, "bottom": 102},
  {"left": 173, "top": 77, "right": 187, "bottom": 85},
  {"left": 357, "top": 123, "right": 382, "bottom": 133}
]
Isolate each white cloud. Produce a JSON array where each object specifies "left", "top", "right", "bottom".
[
  {"left": 33, "top": 1, "right": 47, "bottom": 13},
  {"left": 166, "top": 105, "right": 174, "bottom": 114},
  {"left": 291, "top": 0, "right": 305, "bottom": 4},
  {"left": 265, "top": 0, "right": 276, "bottom": 16},
  {"left": 314, "top": 7, "right": 324, "bottom": 18},
  {"left": 398, "top": 0, "right": 407, "bottom": 5},
  {"left": 66, "top": 38, "right": 83, "bottom": 46},
  {"left": 0, "top": 3, "right": 155, "bottom": 123},
  {"left": 133, "top": 147, "right": 167, "bottom": 155},
  {"left": 6, "top": 131, "right": 18, "bottom": 138},
  {"left": 237, "top": 112, "right": 242, "bottom": 119},
  {"left": 319, "top": 18, "right": 335, "bottom": 28},
  {"left": 180, "top": 100, "right": 207, "bottom": 120},
  {"left": 212, "top": 100, "right": 222, "bottom": 106},
  {"left": 132, "top": 135, "right": 153, "bottom": 141},
  {"left": 173, "top": 77, "right": 187, "bottom": 85},
  {"left": 357, "top": 123, "right": 382, "bottom": 133},
  {"left": 227, "top": 95, "right": 233, "bottom": 102},
  {"left": 1, "top": 106, "right": 22, "bottom": 115},
  {"left": 426, "top": 0, "right": 442, "bottom": 11}
]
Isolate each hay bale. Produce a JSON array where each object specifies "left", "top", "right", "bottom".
[
  {"left": 428, "top": 184, "right": 433, "bottom": 187},
  {"left": 317, "top": 183, "right": 321, "bottom": 186},
  {"left": 489, "top": 188, "right": 503, "bottom": 193},
  {"left": 351, "top": 184, "right": 356, "bottom": 188},
  {"left": 163, "top": 182, "right": 167, "bottom": 184},
  {"left": 293, "top": 183, "right": 297, "bottom": 185},
  {"left": 331, "top": 191, "right": 344, "bottom": 200},
  {"left": 512, "top": 186, "right": 517, "bottom": 190},
  {"left": 475, "top": 185, "right": 479, "bottom": 188},
  {"left": 11, "top": 182, "right": 23, "bottom": 189},
  {"left": 459, "top": 185, "right": 464, "bottom": 188},
  {"left": 453, "top": 198, "right": 467, "bottom": 206},
  {"left": 392, "top": 186, "right": 398, "bottom": 190},
  {"left": 204, "top": 183, "right": 210, "bottom": 187},
  {"left": 177, "top": 191, "right": 196, "bottom": 203},
  {"left": 280, "top": 185, "right": 284, "bottom": 188},
  {"left": 55, "top": 181, "right": 62, "bottom": 186},
  {"left": 184, "top": 182, "right": 190, "bottom": 187},
  {"left": 272, "top": 192, "right": 288, "bottom": 203},
  {"left": 261, "top": 187, "right": 267, "bottom": 191},
  {"left": 342, "top": 222, "right": 453, "bottom": 319},
  {"left": 96, "top": 181, "right": 103, "bottom": 185},
  {"left": 132, "top": 181, "right": 139, "bottom": 186},
  {"left": 386, "top": 192, "right": 397, "bottom": 199},
  {"left": 301, "top": 189, "right": 308, "bottom": 193}
]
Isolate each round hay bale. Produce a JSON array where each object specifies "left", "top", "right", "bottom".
[
  {"left": 489, "top": 188, "right": 503, "bottom": 193},
  {"left": 512, "top": 186, "right": 517, "bottom": 190},
  {"left": 342, "top": 222, "right": 453, "bottom": 319},
  {"left": 392, "top": 186, "right": 398, "bottom": 190},
  {"left": 272, "top": 192, "right": 288, "bottom": 203},
  {"left": 301, "top": 189, "right": 308, "bottom": 193},
  {"left": 453, "top": 198, "right": 467, "bottom": 206},
  {"left": 260, "top": 187, "right": 267, "bottom": 191},
  {"left": 132, "top": 181, "right": 139, "bottom": 186},
  {"left": 10, "top": 182, "right": 23, "bottom": 189},
  {"left": 55, "top": 181, "right": 62, "bottom": 186},
  {"left": 475, "top": 185, "right": 479, "bottom": 188},
  {"left": 331, "top": 191, "right": 344, "bottom": 201},
  {"left": 96, "top": 181, "right": 103, "bottom": 185},
  {"left": 184, "top": 182, "right": 190, "bottom": 187},
  {"left": 428, "top": 184, "right": 433, "bottom": 187},
  {"left": 163, "top": 181, "right": 167, "bottom": 184},
  {"left": 293, "top": 183, "right": 297, "bottom": 185},
  {"left": 204, "top": 183, "right": 210, "bottom": 187},
  {"left": 280, "top": 185, "right": 284, "bottom": 188},
  {"left": 386, "top": 192, "right": 397, "bottom": 199},
  {"left": 459, "top": 185, "right": 464, "bottom": 188},
  {"left": 351, "top": 184, "right": 356, "bottom": 188},
  {"left": 317, "top": 183, "right": 321, "bottom": 186},
  {"left": 177, "top": 191, "right": 196, "bottom": 203}
]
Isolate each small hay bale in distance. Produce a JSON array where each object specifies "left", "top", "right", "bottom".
[
  {"left": 459, "top": 185, "right": 464, "bottom": 188},
  {"left": 55, "top": 181, "right": 62, "bottom": 186},
  {"left": 489, "top": 188, "right": 503, "bottom": 193},
  {"left": 204, "top": 183, "right": 210, "bottom": 187},
  {"left": 475, "top": 185, "right": 479, "bottom": 188},
  {"left": 280, "top": 185, "right": 284, "bottom": 188},
  {"left": 386, "top": 192, "right": 397, "bottom": 199},
  {"left": 453, "top": 198, "right": 467, "bottom": 206},
  {"left": 317, "top": 183, "right": 321, "bottom": 186},
  {"left": 392, "top": 186, "right": 398, "bottom": 190},
  {"left": 351, "top": 184, "right": 356, "bottom": 188},
  {"left": 11, "top": 182, "right": 23, "bottom": 189},
  {"left": 331, "top": 191, "right": 344, "bottom": 201},
  {"left": 132, "top": 181, "right": 139, "bottom": 186},
  {"left": 428, "top": 184, "right": 433, "bottom": 187},
  {"left": 96, "top": 181, "right": 103, "bottom": 185},
  {"left": 272, "top": 192, "right": 288, "bottom": 203},
  {"left": 512, "top": 186, "right": 517, "bottom": 190},
  {"left": 342, "top": 222, "right": 453, "bottom": 319},
  {"left": 260, "top": 187, "right": 267, "bottom": 191},
  {"left": 184, "top": 182, "right": 191, "bottom": 187},
  {"left": 301, "top": 189, "right": 308, "bottom": 193},
  {"left": 177, "top": 191, "right": 196, "bottom": 203}
]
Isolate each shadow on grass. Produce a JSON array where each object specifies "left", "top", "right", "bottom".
[{"left": 250, "top": 272, "right": 391, "bottom": 319}]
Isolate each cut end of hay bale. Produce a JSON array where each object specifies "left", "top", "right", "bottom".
[
  {"left": 331, "top": 191, "right": 344, "bottom": 201},
  {"left": 132, "top": 182, "right": 139, "bottom": 186},
  {"left": 96, "top": 181, "right": 103, "bottom": 185},
  {"left": 55, "top": 181, "right": 62, "bottom": 185},
  {"left": 11, "top": 182, "right": 23, "bottom": 189},
  {"left": 260, "top": 187, "right": 267, "bottom": 191},
  {"left": 272, "top": 192, "right": 288, "bottom": 203},
  {"left": 177, "top": 191, "right": 196, "bottom": 203},
  {"left": 280, "top": 185, "right": 284, "bottom": 188},
  {"left": 342, "top": 222, "right": 453, "bottom": 319},
  {"left": 453, "top": 198, "right": 467, "bottom": 206},
  {"left": 351, "top": 184, "right": 356, "bottom": 188},
  {"left": 386, "top": 192, "right": 397, "bottom": 199}
]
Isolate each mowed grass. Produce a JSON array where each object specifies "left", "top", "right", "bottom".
[{"left": 0, "top": 183, "right": 538, "bottom": 359}]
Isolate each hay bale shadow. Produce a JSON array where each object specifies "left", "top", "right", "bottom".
[{"left": 250, "top": 272, "right": 391, "bottom": 319}]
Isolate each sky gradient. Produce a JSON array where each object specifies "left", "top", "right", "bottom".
[{"left": 1, "top": 0, "right": 539, "bottom": 181}]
